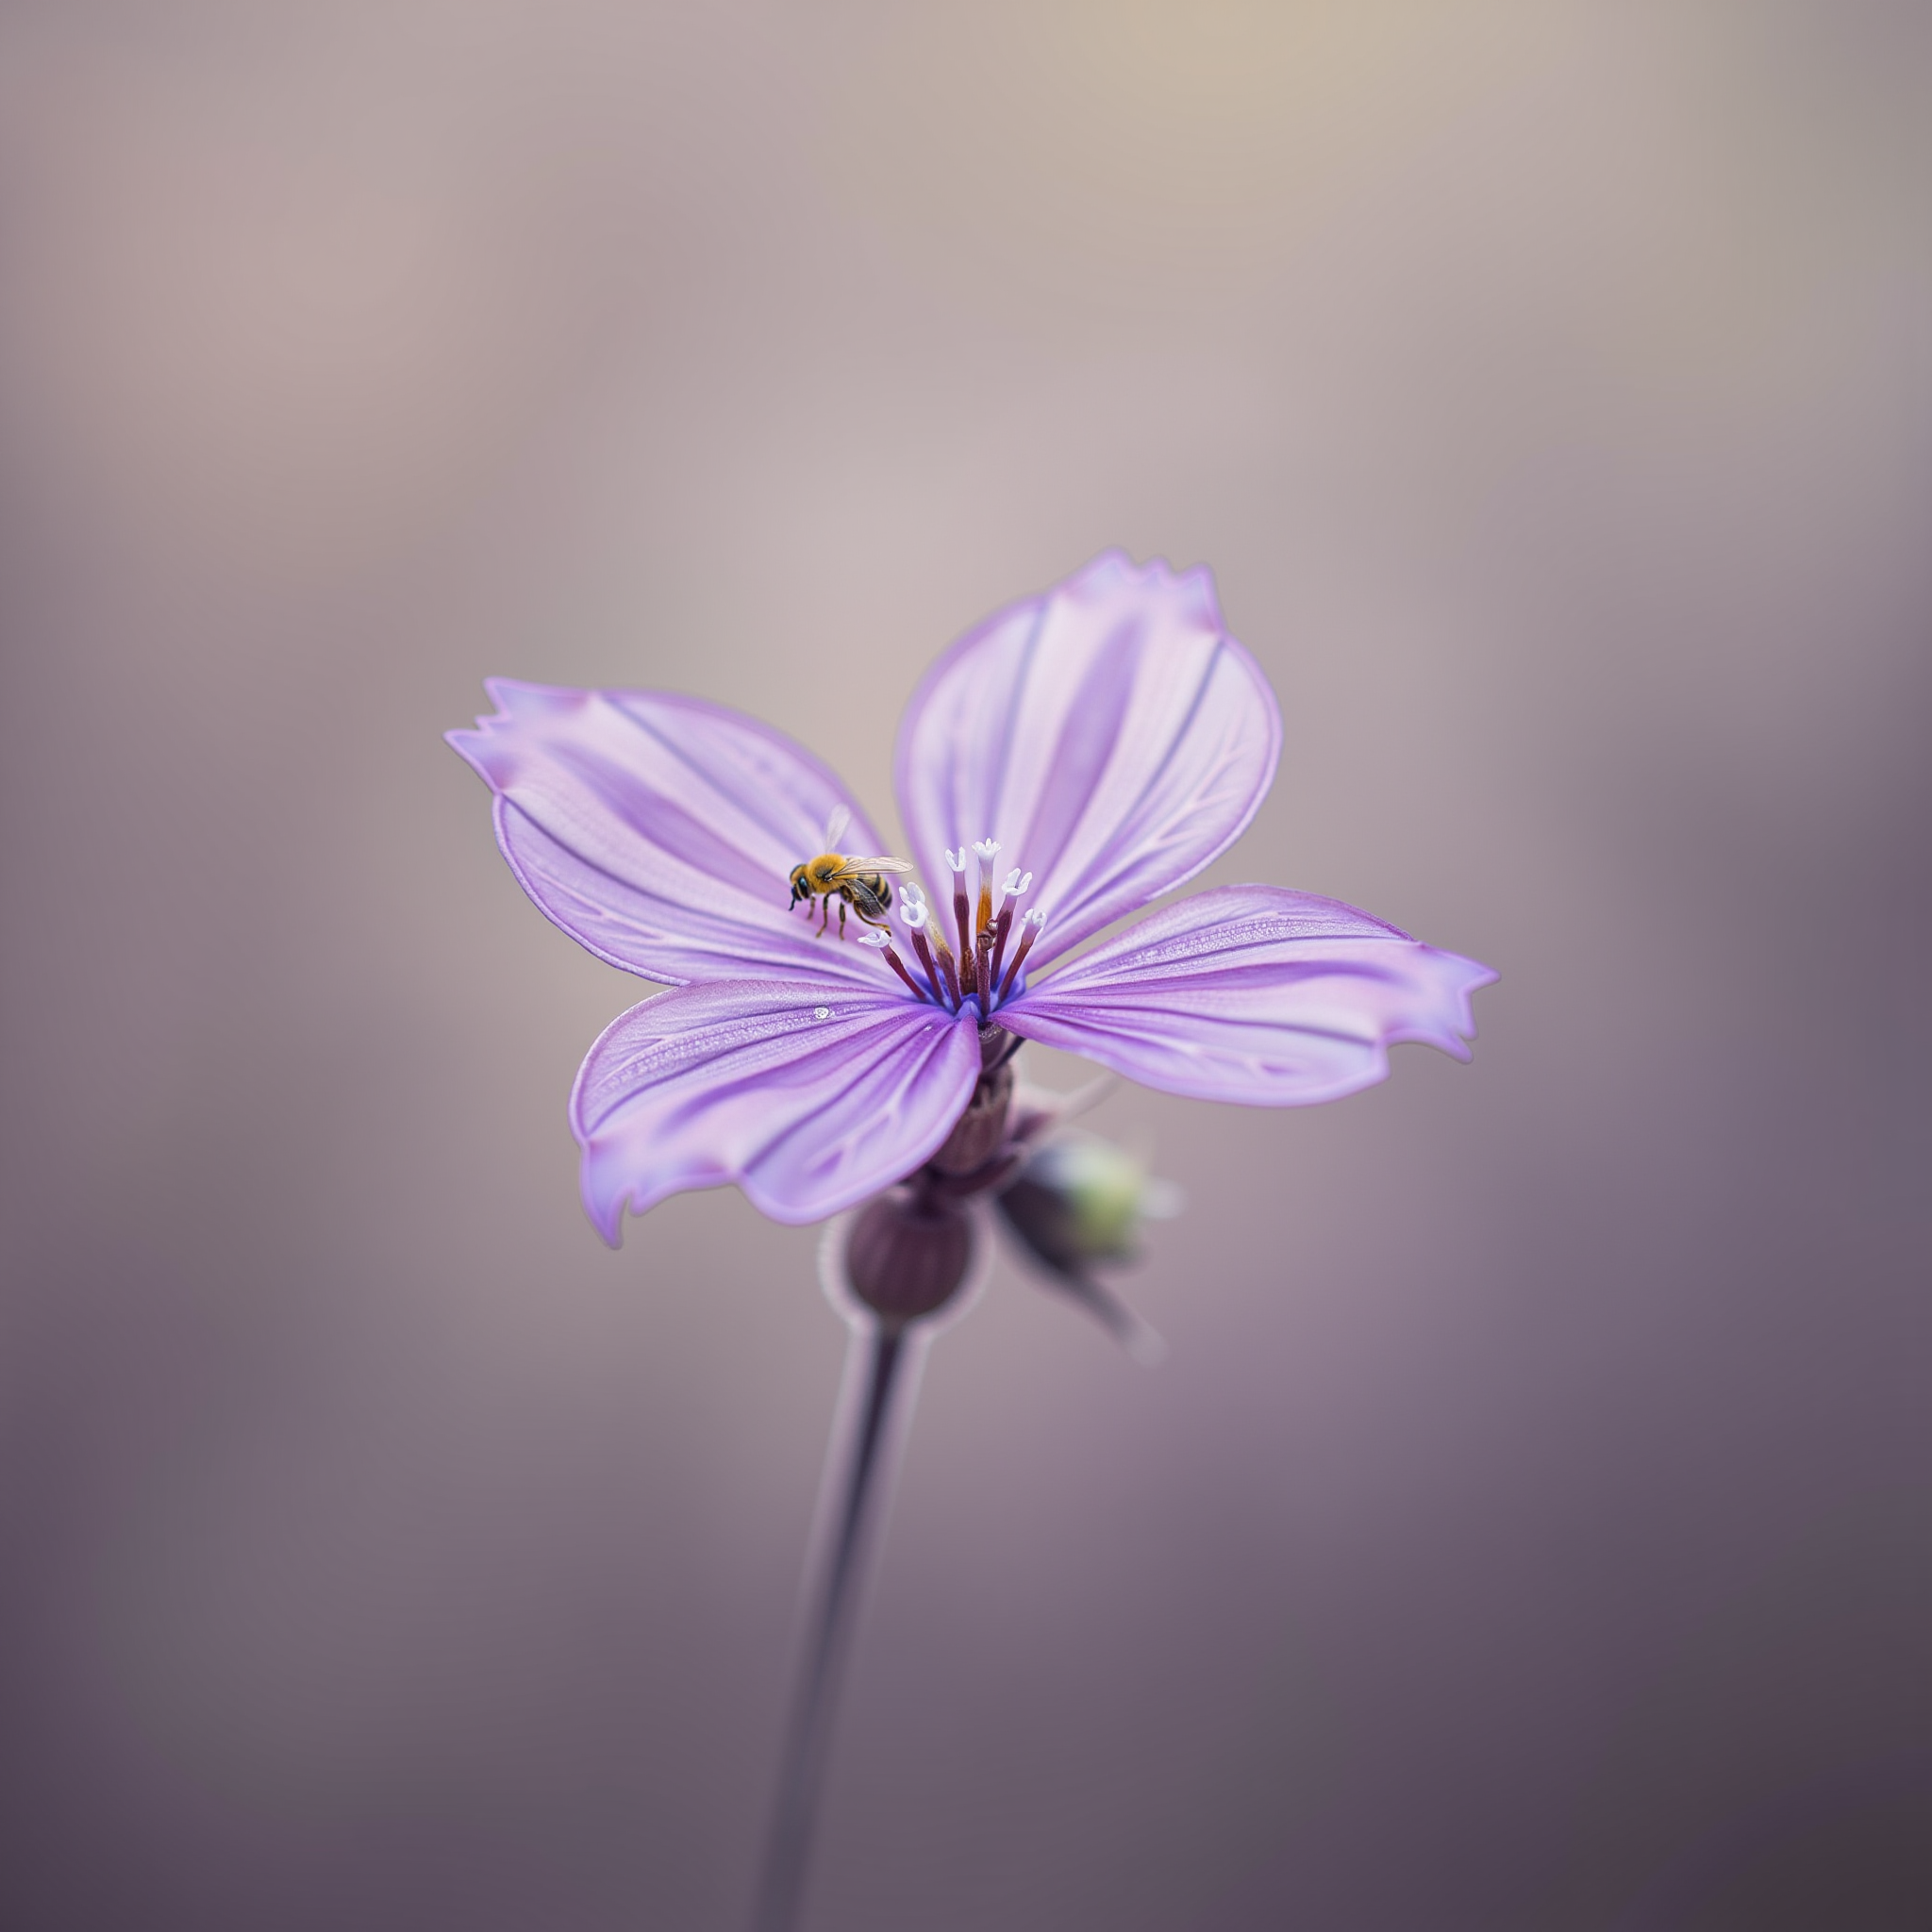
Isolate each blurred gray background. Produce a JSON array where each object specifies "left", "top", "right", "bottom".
[{"left": 2, "top": 3, "right": 1928, "bottom": 1927}]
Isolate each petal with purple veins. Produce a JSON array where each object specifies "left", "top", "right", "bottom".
[
  {"left": 893, "top": 553, "right": 1281, "bottom": 968},
  {"left": 448, "top": 681, "right": 890, "bottom": 987},
  {"left": 572, "top": 980, "right": 981, "bottom": 1237},
  {"left": 999, "top": 885, "right": 1495, "bottom": 1106}
]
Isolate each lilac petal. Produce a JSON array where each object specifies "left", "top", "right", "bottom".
[
  {"left": 893, "top": 553, "right": 1281, "bottom": 968},
  {"left": 1000, "top": 885, "right": 1496, "bottom": 1106},
  {"left": 571, "top": 980, "right": 980, "bottom": 1238},
  {"left": 448, "top": 681, "right": 892, "bottom": 988}
]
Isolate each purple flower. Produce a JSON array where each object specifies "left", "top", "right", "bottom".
[{"left": 448, "top": 552, "right": 1494, "bottom": 1242}]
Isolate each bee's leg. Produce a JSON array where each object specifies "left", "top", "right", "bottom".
[
  {"left": 838, "top": 898, "right": 848, "bottom": 939},
  {"left": 815, "top": 896, "right": 829, "bottom": 937}
]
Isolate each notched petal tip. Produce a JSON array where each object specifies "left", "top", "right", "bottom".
[
  {"left": 1064, "top": 547, "right": 1222, "bottom": 632},
  {"left": 448, "top": 678, "right": 593, "bottom": 775},
  {"left": 584, "top": 1178, "right": 628, "bottom": 1249},
  {"left": 1002, "top": 885, "right": 1497, "bottom": 1108},
  {"left": 1395, "top": 952, "right": 1498, "bottom": 1061}
]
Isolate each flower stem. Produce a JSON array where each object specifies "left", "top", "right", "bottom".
[{"left": 748, "top": 1313, "right": 929, "bottom": 1932}]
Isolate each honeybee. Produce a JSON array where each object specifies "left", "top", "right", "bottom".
[{"left": 788, "top": 807, "right": 914, "bottom": 938}]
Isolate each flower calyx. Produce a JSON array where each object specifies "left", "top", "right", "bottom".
[
  {"left": 925, "top": 1050, "right": 1015, "bottom": 1178},
  {"left": 838, "top": 1033, "right": 1024, "bottom": 1324}
]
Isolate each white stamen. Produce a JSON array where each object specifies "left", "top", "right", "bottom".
[
  {"left": 899, "top": 896, "right": 928, "bottom": 930},
  {"left": 858, "top": 930, "right": 891, "bottom": 948},
  {"left": 1025, "top": 908, "right": 1047, "bottom": 927},
  {"left": 971, "top": 837, "right": 1003, "bottom": 900},
  {"left": 945, "top": 848, "right": 967, "bottom": 873},
  {"left": 1001, "top": 868, "right": 1033, "bottom": 897}
]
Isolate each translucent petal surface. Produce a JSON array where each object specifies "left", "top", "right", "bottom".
[
  {"left": 448, "top": 681, "right": 893, "bottom": 987},
  {"left": 571, "top": 980, "right": 980, "bottom": 1236},
  {"left": 1001, "top": 885, "right": 1496, "bottom": 1105},
  {"left": 893, "top": 553, "right": 1282, "bottom": 967}
]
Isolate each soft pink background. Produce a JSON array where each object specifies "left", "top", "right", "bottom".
[{"left": 2, "top": 5, "right": 1927, "bottom": 1927}]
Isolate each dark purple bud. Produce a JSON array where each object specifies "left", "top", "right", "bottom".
[{"left": 844, "top": 1191, "right": 974, "bottom": 1324}]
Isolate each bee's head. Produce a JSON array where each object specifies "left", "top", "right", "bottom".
[{"left": 787, "top": 863, "right": 810, "bottom": 904}]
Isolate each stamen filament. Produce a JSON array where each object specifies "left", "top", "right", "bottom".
[
  {"left": 974, "top": 925, "right": 993, "bottom": 1011},
  {"left": 908, "top": 927, "right": 946, "bottom": 1006},
  {"left": 988, "top": 903, "right": 1015, "bottom": 989},
  {"left": 995, "top": 913, "right": 1045, "bottom": 1006},
  {"left": 953, "top": 884, "right": 976, "bottom": 997},
  {"left": 975, "top": 880, "right": 993, "bottom": 935},
  {"left": 931, "top": 931, "right": 962, "bottom": 1008},
  {"left": 877, "top": 943, "right": 930, "bottom": 1003}
]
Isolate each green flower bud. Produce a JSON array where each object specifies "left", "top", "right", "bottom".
[{"left": 995, "top": 1133, "right": 1182, "bottom": 1276}]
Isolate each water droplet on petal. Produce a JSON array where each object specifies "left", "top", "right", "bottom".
[{"left": 813, "top": 1007, "right": 830, "bottom": 1021}]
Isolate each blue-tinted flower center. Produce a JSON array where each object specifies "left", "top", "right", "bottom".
[
  {"left": 792, "top": 834, "right": 1045, "bottom": 1018},
  {"left": 908, "top": 839, "right": 1044, "bottom": 1017}
]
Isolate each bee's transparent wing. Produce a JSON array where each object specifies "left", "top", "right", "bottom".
[
  {"left": 841, "top": 857, "right": 915, "bottom": 875},
  {"left": 823, "top": 804, "right": 852, "bottom": 851}
]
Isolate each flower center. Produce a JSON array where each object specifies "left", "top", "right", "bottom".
[
  {"left": 783, "top": 832, "right": 1045, "bottom": 1016},
  {"left": 877, "top": 837, "right": 1044, "bottom": 1018}
]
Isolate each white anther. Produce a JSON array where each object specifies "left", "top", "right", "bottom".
[
  {"left": 972, "top": 837, "right": 1001, "bottom": 863},
  {"left": 1001, "top": 868, "right": 1033, "bottom": 897},
  {"left": 1025, "top": 908, "right": 1047, "bottom": 927},
  {"left": 858, "top": 930, "right": 891, "bottom": 948},
  {"left": 899, "top": 897, "right": 928, "bottom": 930},
  {"left": 945, "top": 848, "right": 967, "bottom": 873}
]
